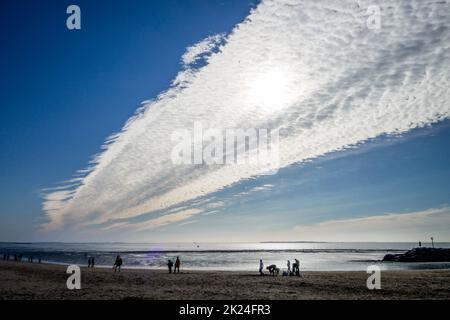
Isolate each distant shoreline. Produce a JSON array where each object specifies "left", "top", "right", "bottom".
[
  {"left": 260, "top": 241, "right": 328, "bottom": 243},
  {"left": 2, "top": 241, "right": 449, "bottom": 244}
]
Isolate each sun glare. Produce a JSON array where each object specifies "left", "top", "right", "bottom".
[{"left": 247, "top": 68, "right": 294, "bottom": 112}]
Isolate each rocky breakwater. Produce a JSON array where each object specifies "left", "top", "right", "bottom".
[{"left": 383, "top": 247, "right": 450, "bottom": 262}]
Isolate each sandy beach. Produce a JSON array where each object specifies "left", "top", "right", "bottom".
[{"left": 0, "top": 261, "right": 449, "bottom": 300}]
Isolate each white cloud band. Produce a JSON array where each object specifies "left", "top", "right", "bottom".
[{"left": 42, "top": 0, "right": 450, "bottom": 233}]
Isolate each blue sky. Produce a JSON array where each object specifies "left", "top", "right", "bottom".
[{"left": 1, "top": 0, "right": 449, "bottom": 242}]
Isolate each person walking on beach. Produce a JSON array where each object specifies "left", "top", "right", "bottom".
[
  {"left": 88, "top": 257, "right": 91, "bottom": 268},
  {"left": 91, "top": 257, "right": 95, "bottom": 268},
  {"left": 259, "top": 259, "right": 264, "bottom": 275},
  {"left": 113, "top": 255, "right": 123, "bottom": 272},
  {"left": 287, "top": 260, "right": 291, "bottom": 274},
  {"left": 167, "top": 259, "right": 174, "bottom": 274},
  {"left": 174, "top": 256, "right": 181, "bottom": 273}
]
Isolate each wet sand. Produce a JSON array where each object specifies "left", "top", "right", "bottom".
[{"left": 0, "top": 261, "right": 449, "bottom": 300}]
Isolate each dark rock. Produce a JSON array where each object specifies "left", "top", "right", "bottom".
[
  {"left": 382, "top": 254, "right": 397, "bottom": 262},
  {"left": 382, "top": 247, "right": 450, "bottom": 262}
]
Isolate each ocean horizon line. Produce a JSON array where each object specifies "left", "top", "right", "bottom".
[{"left": 1, "top": 241, "right": 448, "bottom": 245}]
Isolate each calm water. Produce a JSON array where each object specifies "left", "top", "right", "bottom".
[{"left": 1, "top": 242, "right": 450, "bottom": 271}]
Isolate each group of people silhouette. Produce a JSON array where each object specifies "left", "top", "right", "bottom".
[
  {"left": 167, "top": 256, "right": 181, "bottom": 273},
  {"left": 82, "top": 254, "right": 180, "bottom": 273},
  {"left": 3, "top": 253, "right": 41, "bottom": 264},
  {"left": 4, "top": 251, "right": 300, "bottom": 276},
  {"left": 83, "top": 255, "right": 119, "bottom": 271},
  {"left": 259, "top": 258, "right": 301, "bottom": 277},
  {"left": 100, "top": 255, "right": 180, "bottom": 273},
  {"left": 87, "top": 257, "right": 95, "bottom": 268}
]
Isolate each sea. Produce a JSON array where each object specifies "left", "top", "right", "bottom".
[{"left": 1, "top": 242, "right": 450, "bottom": 271}]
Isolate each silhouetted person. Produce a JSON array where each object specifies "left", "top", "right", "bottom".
[
  {"left": 292, "top": 258, "right": 298, "bottom": 276},
  {"left": 174, "top": 256, "right": 181, "bottom": 273},
  {"left": 113, "top": 255, "right": 123, "bottom": 272},
  {"left": 14, "top": 254, "right": 17, "bottom": 262},
  {"left": 167, "top": 259, "right": 173, "bottom": 274},
  {"left": 88, "top": 257, "right": 92, "bottom": 268},
  {"left": 293, "top": 258, "right": 300, "bottom": 276},
  {"left": 419, "top": 241, "right": 422, "bottom": 247},
  {"left": 287, "top": 260, "right": 291, "bottom": 273},
  {"left": 91, "top": 257, "right": 95, "bottom": 268},
  {"left": 259, "top": 259, "right": 264, "bottom": 275},
  {"left": 266, "top": 264, "right": 279, "bottom": 276}
]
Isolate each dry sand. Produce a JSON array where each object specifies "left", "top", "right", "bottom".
[{"left": 0, "top": 261, "right": 449, "bottom": 300}]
